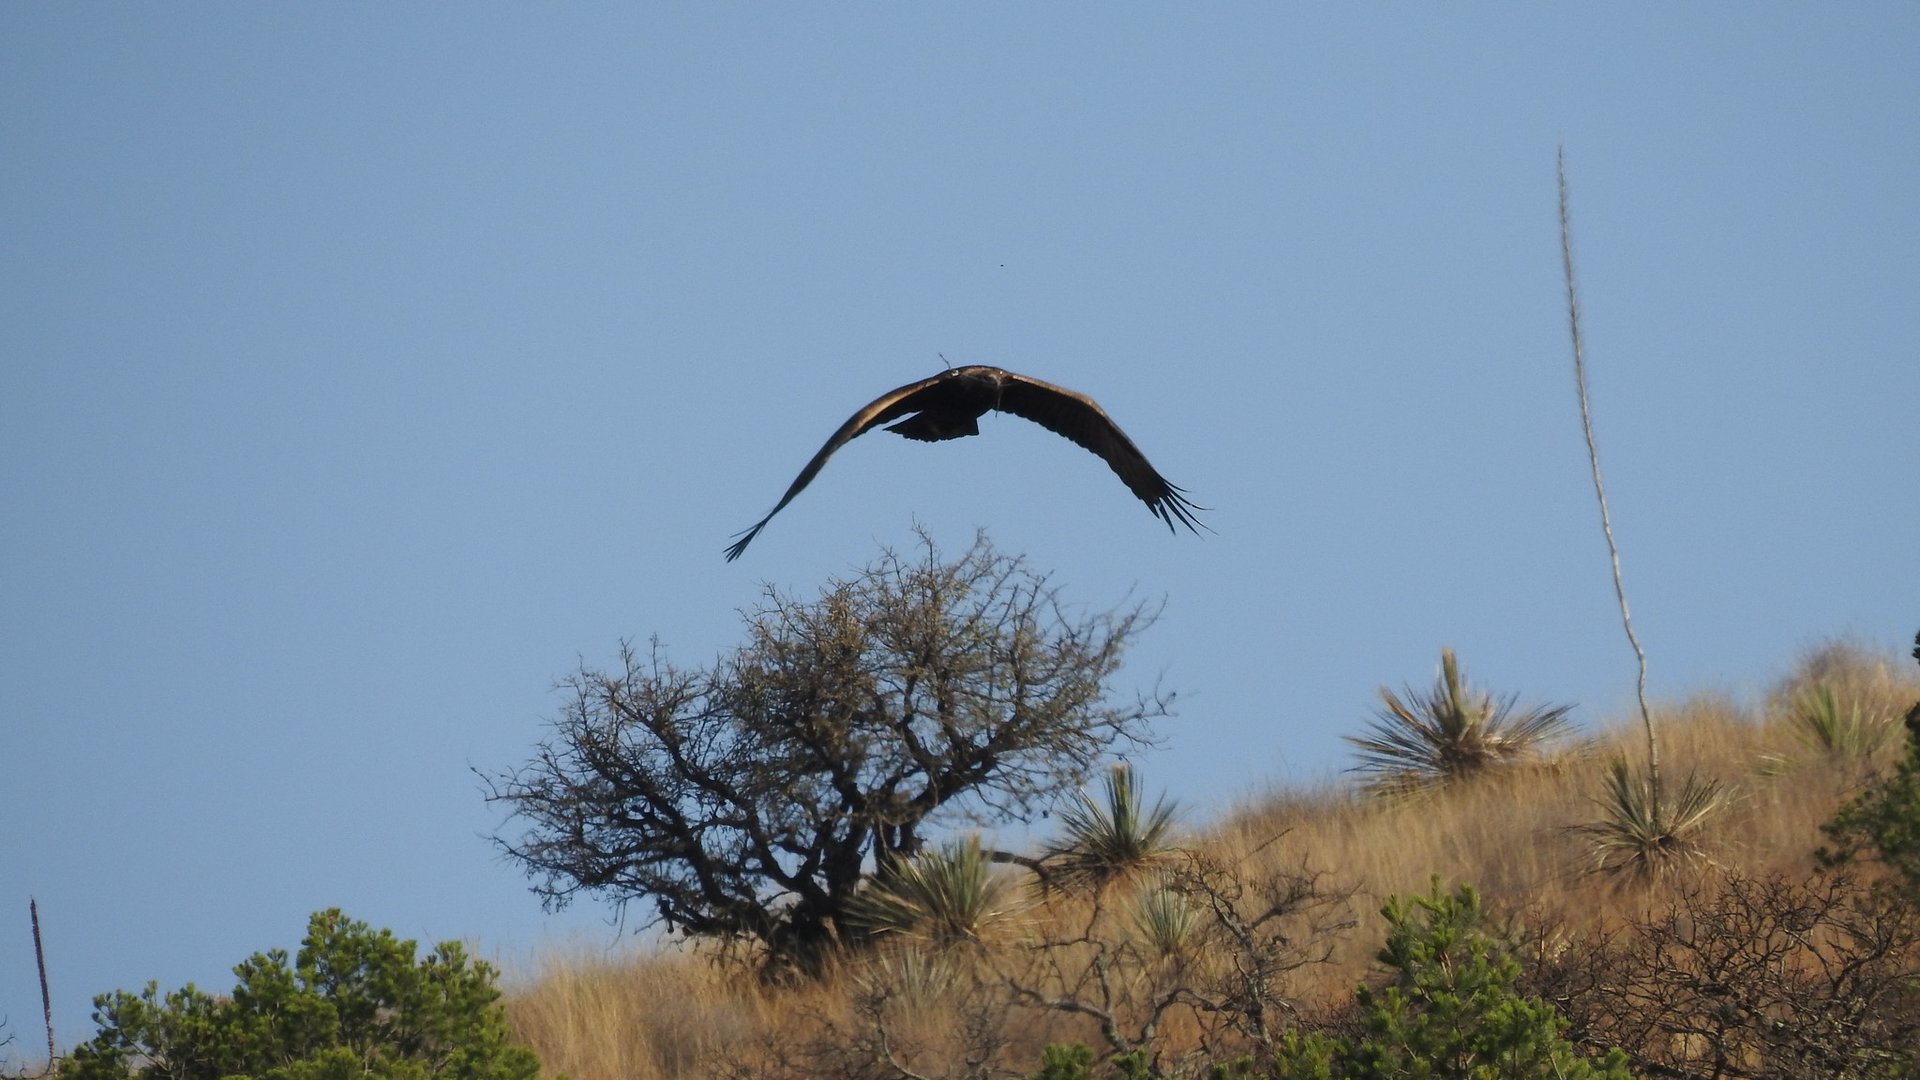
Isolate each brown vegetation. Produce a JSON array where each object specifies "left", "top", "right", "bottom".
[{"left": 498, "top": 640, "right": 1920, "bottom": 1079}]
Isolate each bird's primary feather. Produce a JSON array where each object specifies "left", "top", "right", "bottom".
[{"left": 724, "top": 365, "right": 1204, "bottom": 560}]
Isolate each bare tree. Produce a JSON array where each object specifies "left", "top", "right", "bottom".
[
  {"left": 485, "top": 529, "right": 1169, "bottom": 972},
  {"left": 1006, "top": 846, "right": 1350, "bottom": 1076},
  {"left": 1529, "top": 871, "right": 1920, "bottom": 1079}
]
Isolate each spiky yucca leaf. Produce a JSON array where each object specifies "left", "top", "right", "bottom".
[
  {"left": 1046, "top": 764, "right": 1179, "bottom": 890},
  {"left": 848, "top": 836, "right": 1019, "bottom": 948},
  {"left": 1791, "top": 683, "right": 1898, "bottom": 757},
  {"left": 1576, "top": 758, "right": 1727, "bottom": 884},
  {"left": 1128, "top": 879, "right": 1200, "bottom": 958},
  {"left": 1758, "top": 682, "right": 1901, "bottom": 775},
  {"left": 1346, "top": 649, "right": 1575, "bottom": 793},
  {"left": 856, "top": 947, "right": 965, "bottom": 1012}
]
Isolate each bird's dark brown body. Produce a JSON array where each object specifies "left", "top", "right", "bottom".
[
  {"left": 879, "top": 367, "right": 1001, "bottom": 441},
  {"left": 724, "top": 365, "right": 1203, "bottom": 561}
]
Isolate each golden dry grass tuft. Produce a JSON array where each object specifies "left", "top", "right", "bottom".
[
  {"left": 500, "top": 641, "right": 1920, "bottom": 1079},
  {"left": 503, "top": 946, "right": 759, "bottom": 1079}
]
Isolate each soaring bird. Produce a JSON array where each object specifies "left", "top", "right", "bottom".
[{"left": 724, "top": 365, "right": 1203, "bottom": 560}]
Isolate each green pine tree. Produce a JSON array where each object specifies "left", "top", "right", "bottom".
[
  {"left": 61, "top": 909, "right": 542, "bottom": 1080},
  {"left": 1264, "top": 881, "right": 1632, "bottom": 1080},
  {"left": 1030, "top": 1043, "right": 1154, "bottom": 1080}
]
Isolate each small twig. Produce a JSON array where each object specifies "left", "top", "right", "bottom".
[
  {"left": 1558, "top": 145, "right": 1660, "bottom": 809},
  {"left": 31, "top": 899, "right": 53, "bottom": 1069},
  {"left": 873, "top": 1022, "right": 936, "bottom": 1080}
]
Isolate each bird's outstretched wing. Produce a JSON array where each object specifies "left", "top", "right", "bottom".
[
  {"left": 993, "top": 371, "right": 1207, "bottom": 534},
  {"left": 723, "top": 371, "right": 953, "bottom": 561}
]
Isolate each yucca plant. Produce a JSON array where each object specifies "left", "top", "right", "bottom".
[
  {"left": 1346, "top": 649, "right": 1575, "bottom": 794},
  {"left": 1789, "top": 683, "right": 1898, "bottom": 758},
  {"left": 1127, "top": 878, "right": 1200, "bottom": 959},
  {"left": 1758, "top": 682, "right": 1901, "bottom": 775},
  {"left": 848, "top": 835, "right": 1019, "bottom": 948},
  {"left": 1045, "top": 764, "right": 1180, "bottom": 890},
  {"left": 856, "top": 946, "right": 964, "bottom": 1012},
  {"left": 1575, "top": 758, "right": 1726, "bottom": 885}
]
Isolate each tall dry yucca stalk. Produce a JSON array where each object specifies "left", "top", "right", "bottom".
[
  {"left": 1559, "top": 148, "right": 1726, "bottom": 877},
  {"left": 32, "top": 898, "right": 54, "bottom": 1070},
  {"left": 1559, "top": 146, "right": 1658, "bottom": 799}
]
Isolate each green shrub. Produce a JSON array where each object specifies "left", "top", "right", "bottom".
[
  {"left": 1032, "top": 1043, "right": 1096, "bottom": 1080},
  {"left": 1030, "top": 1043, "right": 1153, "bottom": 1080},
  {"left": 1264, "top": 881, "right": 1632, "bottom": 1079},
  {"left": 60, "top": 909, "right": 541, "bottom": 1080}
]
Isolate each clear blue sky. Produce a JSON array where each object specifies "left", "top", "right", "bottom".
[{"left": 4, "top": 5, "right": 1915, "bottom": 1058}]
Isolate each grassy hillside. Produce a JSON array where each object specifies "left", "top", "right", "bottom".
[{"left": 500, "top": 639, "right": 1920, "bottom": 1079}]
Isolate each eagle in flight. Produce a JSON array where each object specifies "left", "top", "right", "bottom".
[{"left": 725, "top": 365, "right": 1204, "bottom": 560}]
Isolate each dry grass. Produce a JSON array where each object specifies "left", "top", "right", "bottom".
[
  {"left": 500, "top": 641, "right": 1920, "bottom": 1079},
  {"left": 503, "top": 945, "right": 761, "bottom": 1079}
]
